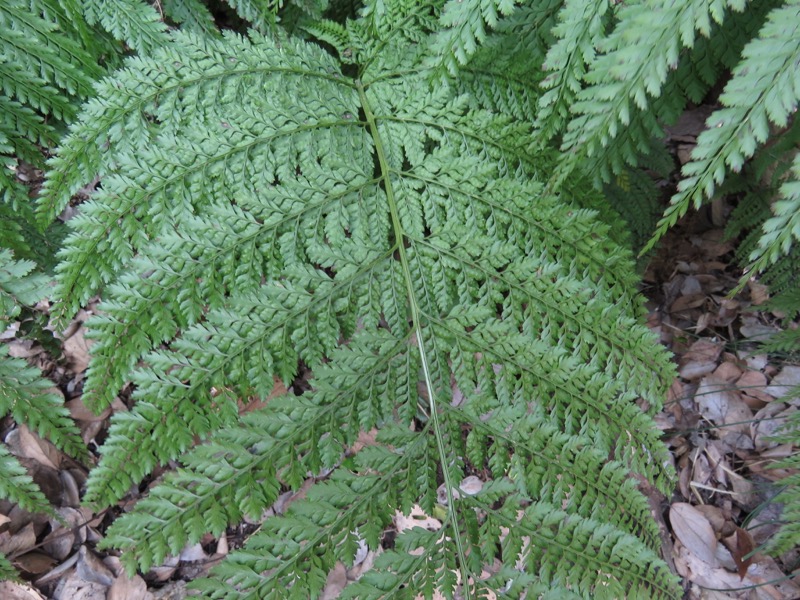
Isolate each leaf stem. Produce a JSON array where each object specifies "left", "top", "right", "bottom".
[{"left": 358, "top": 80, "right": 472, "bottom": 600}]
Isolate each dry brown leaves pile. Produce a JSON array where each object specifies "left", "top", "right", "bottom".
[{"left": 645, "top": 217, "right": 800, "bottom": 599}]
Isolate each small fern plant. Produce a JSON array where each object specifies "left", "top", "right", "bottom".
[{"left": 41, "top": 3, "right": 681, "bottom": 597}]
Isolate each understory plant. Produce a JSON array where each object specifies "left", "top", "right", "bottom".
[{"left": 37, "top": 1, "right": 683, "bottom": 598}]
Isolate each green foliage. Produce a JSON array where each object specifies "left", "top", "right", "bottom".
[
  {"left": 0, "top": 0, "right": 107, "bottom": 216},
  {"left": 767, "top": 407, "right": 800, "bottom": 555},
  {"left": 0, "top": 250, "right": 87, "bottom": 577},
  {"left": 78, "top": 0, "right": 329, "bottom": 56},
  {"left": 43, "top": 4, "right": 683, "bottom": 596},
  {"left": 652, "top": 0, "right": 800, "bottom": 245}
]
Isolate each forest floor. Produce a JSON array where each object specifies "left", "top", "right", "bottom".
[{"left": 1, "top": 178, "right": 799, "bottom": 599}]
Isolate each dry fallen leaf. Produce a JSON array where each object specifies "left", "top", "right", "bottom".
[
  {"left": 320, "top": 561, "right": 347, "bottom": 600},
  {"left": 0, "top": 581, "right": 47, "bottom": 600},
  {"left": 394, "top": 506, "right": 442, "bottom": 534},
  {"left": 76, "top": 546, "right": 114, "bottom": 587},
  {"left": 765, "top": 366, "right": 800, "bottom": 400},
  {"left": 735, "top": 370, "right": 773, "bottom": 408},
  {"left": 680, "top": 339, "right": 723, "bottom": 380},
  {"left": 51, "top": 569, "right": 107, "bottom": 600},
  {"left": 671, "top": 503, "right": 718, "bottom": 566},
  {"left": 108, "top": 572, "right": 153, "bottom": 600},
  {"left": 722, "top": 526, "right": 755, "bottom": 580},
  {"left": 61, "top": 325, "right": 93, "bottom": 373},
  {"left": 0, "top": 522, "right": 37, "bottom": 557},
  {"left": 696, "top": 375, "right": 752, "bottom": 434},
  {"left": 6, "top": 425, "right": 62, "bottom": 470}
]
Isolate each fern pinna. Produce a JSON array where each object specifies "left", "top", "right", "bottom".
[{"left": 43, "top": 6, "right": 680, "bottom": 598}]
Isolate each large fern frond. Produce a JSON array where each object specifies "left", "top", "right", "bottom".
[{"left": 57, "top": 9, "right": 681, "bottom": 596}]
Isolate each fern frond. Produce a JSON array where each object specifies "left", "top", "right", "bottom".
[
  {"left": 0, "top": 249, "right": 49, "bottom": 319},
  {"left": 746, "top": 152, "right": 800, "bottom": 276},
  {"left": 223, "top": 0, "right": 280, "bottom": 32},
  {"left": 535, "top": 0, "right": 612, "bottom": 141},
  {"left": 764, "top": 405, "right": 800, "bottom": 555},
  {"left": 553, "top": 0, "right": 741, "bottom": 187},
  {"left": 0, "top": 251, "right": 86, "bottom": 461},
  {"left": 0, "top": 346, "right": 86, "bottom": 461},
  {"left": 432, "top": 0, "right": 517, "bottom": 75},
  {"left": 81, "top": 0, "right": 169, "bottom": 54},
  {"left": 0, "top": 64, "right": 74, "bottom": 122},
  {"left": 74, "top": 16, "right": 679, "bottom": 598},
  {"left": 0, "top": 443, "right": 50, "bottom": 515},
  {"left": 0, "top": 96, "right": 58, "bottom": 151},
  {"left": 601, "top": 168, "right": 663, "bottom": 252},
  {"left": 649, "top": 0, "right": 800, "bottom": 249},
  {"left": 28, "top": 0, "right": 118, "bottom": 59},
  {"left": 0, "top": 1, "right": 101, "bottom": 99},
  {"left": 162, "top": 0, "right": 218, "bottom": 35},
  {"left": 0, "top": 552, "right": 18, "bottom": 581}
]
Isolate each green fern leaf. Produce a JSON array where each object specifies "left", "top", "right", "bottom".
[
  {"left": 648, "top": 0, "right": 800, "bottom": 250},
  {"left": 746, "top": 152, "right": 800, "bottom": 275},
  {"left": 81, "top": 0, "right": 168, "bottom": 54},
  {"left": 535, "top": 0, "right": 613, "bottom": 141},
  {"left": 764, "top": 405, "right": 800, "bottom": 555},
  {"left": 432, "top": 0, "right": 518, "bottom": 75},
  {"left": 0, "top": 443, "right": 51, "bottom": 515},
  {"left": 162, "top": 0, "right": 218, "bottom": 35},
  {"left": 71, "top": 11, "right": 680, "bottom": 597},
  {"left": 0, "top": 552, "right": 19, "bottom": 581},
  {"left": 553, "top": 0, "right": 741, "bottom": 188}
]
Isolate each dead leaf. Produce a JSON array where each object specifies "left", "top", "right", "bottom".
[
  {"left": 321, "top": 561, "right": 347, "bottom": 600},
  {"left": 65, "top": 398, "right": 111, "bottom": 423},
  {"left": 735, "top": 370, "right": 773, "bottom": 408},
  {"left": 76, "top": 546, "right": 114, "bottom": 587},
  {"left": 0, "top": 514, "right": 10, "bottom": 534},
  {"left": 0, "top": 522, "right": 37, "bottom": 556},
  {"left": 739, "top": 317, "right": 779, "bottom": 341},
  {"left": 62, "top": 325, "right": 92, "bottom": 373},
  {"left": 765, "top": 366, "right": 800, "bottom": 400},
  {"left": 671, "top": 293, "right": 707, "bottom": 313},
  {"left": 712, "top": 361, "right": 742, "bottom": 383},
  {"left": 751, "top": 403, "right": 795, "bottom": 451},
  {"left": 696, "top": 375, "right": 752, "bottom": 434},
  {"left": 52, "top": 568, "right": 107, "bottom": 600},
  {"left": 108, "top": 573, "right": 153, "bottom": 600},
  {"left": 6, "top": 425, "right": 62, "bottom": 470},
  {"left": 680, "top": 339, "right": 723, "bottom": 380},
  {"left": 747, "top": 281, "right": 770, "bottom": 305},
  {"left": 722, "top": 527, "right": 755, "bottom": 580},
  {"left": 394, "top": 505, "right": 441, "bottom": 534},
  {"left": 671, "top": 503, "right": 718, "bottom": 566},
  {"left": 459, "top": 476, "right": 483, "bottom": 496},
  {"left": 178, "top": 543, "right": 207, "bottom": 563},
  {"left": 6, "top": 339, "right": 44, "bottom": 359},
  {"left": 13, "top": 551, "right": 57, "bottom": 577},
  {"left": 0, "top": 582, "right": 47, "bottom": 600},
  {"left": 237, "top": 377, "right": 288, "bottom": 414}
]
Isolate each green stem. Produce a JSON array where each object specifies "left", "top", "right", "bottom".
[{"left": 357, "top": 80, "right": 472, "bottom": 600}]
